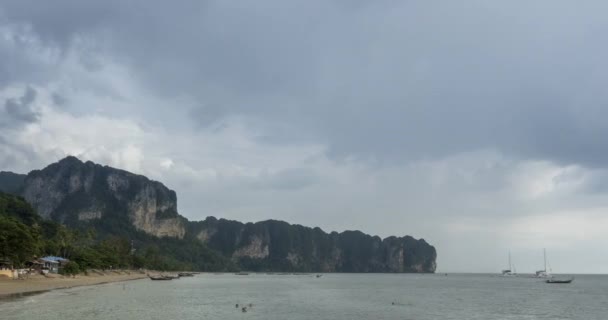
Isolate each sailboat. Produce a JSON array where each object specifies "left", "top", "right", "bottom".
[
  {"left": 535, "top": 248, "right": 551, "bottom": 278},
  {"left": 501, "top": 251, "right": 516, "bottom": 276},
  {"left": 537, "top": 250, "right": 574, "bottom": 284}
]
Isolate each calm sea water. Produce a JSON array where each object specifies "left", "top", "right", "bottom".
[{"left": 1, "top": 273, "right": 606, "bottom": 320}]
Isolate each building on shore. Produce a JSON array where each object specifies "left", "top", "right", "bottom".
[
  {"left": 0, "top": 258, "right": 17, "bottom": 279},
  {"left": 40, "top": 256, "right": 69, "bottom": 274}
]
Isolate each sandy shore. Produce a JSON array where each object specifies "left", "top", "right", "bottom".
[{"left": 0, "top": 271, "right": 148, "bottom": 298}]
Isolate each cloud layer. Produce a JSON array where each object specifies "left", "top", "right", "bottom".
[{"left": 1, "top": 1, "right": 608, "bottom": 273}]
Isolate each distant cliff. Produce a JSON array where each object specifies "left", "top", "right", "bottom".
[
  {"left": 0, "top": 156, "right": 437, "bottom": 273},
  {"left": 0, "top": 171, "right": 26, "bottom": 194},
  {"left": 19, "top": 156, "right": 186, "bottom": 238},
  {"left": 189, "top": 217, "right": 436, "bottom": 273}
]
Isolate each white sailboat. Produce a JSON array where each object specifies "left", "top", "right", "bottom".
[
  {"left": 501, "top": 251, "right": 516, "bottom": 276},
  {"left": 535, "top": 248, "right": 551, "bottom": 278}
]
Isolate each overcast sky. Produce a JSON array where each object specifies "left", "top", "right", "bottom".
[{"left": 1, "top": 1, "right": 608, "bottom": 273}]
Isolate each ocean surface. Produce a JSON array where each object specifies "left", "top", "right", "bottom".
[{"left": 1, "top": 273, "right": 606, "bottom": 320}]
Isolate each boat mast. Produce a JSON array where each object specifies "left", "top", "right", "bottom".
[
  {"left": 509, "top": 251, "right": 512, "bottom": 271},
  {"left": 543, "top": 248, "right": 547, "bottom": 272}
]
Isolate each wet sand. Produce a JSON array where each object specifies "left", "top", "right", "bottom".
[{"left": 0, "top": 271, "right": 147, "bottom": 298}]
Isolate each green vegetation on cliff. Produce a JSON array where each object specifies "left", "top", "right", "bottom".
[{"left": 0, "top": 192, "right": 234, "bottom": 272}]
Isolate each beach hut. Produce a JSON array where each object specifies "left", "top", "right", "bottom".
[
  {"left": 40, "top": 256, "right": 68, "bottom": 274},
  {"left": 26, "top": 259, "right": 45, "bottom": 274}
]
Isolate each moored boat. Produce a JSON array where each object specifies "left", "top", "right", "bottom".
[
  {"left": 178, "top": 272, "right": 195, "bottom": 277},
  {"left": 535, "top": 249, "right": 551, "bottom": 278},
  {"left": 501, "top": 251, "right": 517, "bottom": 276},
  {"left": 546, "top": 277, "right": 574, "bottom": 284}
]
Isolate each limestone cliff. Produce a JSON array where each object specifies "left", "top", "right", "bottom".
[
  {"left": 20, "top": 156, "right": 185, "bottom": 238},
  {"left": 1, "top": 156, "right": 437, "bottom": 272},
  {"left": 0, "top": 171, "right": 26, "bottom": 194},
  {"left": 189, "top": 217, "right": 437, "bottom": 273}
]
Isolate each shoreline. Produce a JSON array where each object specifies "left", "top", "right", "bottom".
[{"left": 0, "top": 271, "right": 148, "bottom": 300}]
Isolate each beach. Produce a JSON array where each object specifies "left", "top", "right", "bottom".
[{"left": 0, "top": 271, "right": 147, "bottom": 298}]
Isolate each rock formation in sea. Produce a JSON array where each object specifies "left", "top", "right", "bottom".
[{"left": 0, "top": 156, "right": 437, "bottom": 273}]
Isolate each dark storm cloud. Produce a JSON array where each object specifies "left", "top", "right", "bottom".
[
  {"left": 3, "top": 86, "right": 39, "bottom": 124},
  {"left": 51, "top": 92, "right": 67, "bottom": 107},
  {"left": 257, "top": 168, "right": 320, "bottom": 190},
  {"left": 3, "top": 1, "right": 608, "bottom": 167},
  {"left": 0, "top": 27, "right": 54, "bottom": 87},
  {"left": 4, "top": 1, "right": 608, "bottom": 273},
  {"left": 0, "top": 0, "right": 122, "bottom": 47}
]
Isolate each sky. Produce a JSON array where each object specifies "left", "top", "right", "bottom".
[{"left": 1, "top": 0, "right": 608, "bottom": 273}]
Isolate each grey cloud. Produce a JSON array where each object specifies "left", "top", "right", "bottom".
[
  {"left": 0, "top": 136, "right": 18, "bottom": 169},
  {"left": 0, "top": 134, "right": 47, "bottom": 172},
  {"left": 4, "top": 86, "right": 39, "bottom": 123},
  {"left": 582, "top": 178, "right": 608, "bottom": 195},
  {"left": 0, "top": 27, "right": 55, "bottom": 87},
  {"left": 188, "top": 167, "right": 320, "bottom": 192},
  {"left": 51, "top": 92, "right": 67, "bottom": 107},
  {"left": 3, "top": 1, "right": 608, "bottom": 272},
  {"left": 189, "top": 104, "right": 230, "bottom": 128},
  {"left": 257, "top": 167, "right": 320, "bottom": 190},
  {"left": 564, "top": 169, "right": 608, "bottom": 195},
  {"left": 0, "top": 0, "right": 123, "bottom": 47},
  {"left": 3, "top": 0, "right": 608, "bottom": 179},
  {"left": 3, "top": 0, "right": 607, "bottom": 168}
]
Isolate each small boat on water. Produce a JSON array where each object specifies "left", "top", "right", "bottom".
[
  {"left": 235, "top": 272, "right": 249, "bottom": 275},
  {"left": 148, "top": 272, "right": 181, "bottom": 280},
  {"left": 546, "top": 277, "right": 574, "bottom": 284},
  {"left": 316, "top": 274, "right": 322, "bottom": 278},
  {"left": 178, "top": 272, "right": 195, "bottom": 277}
]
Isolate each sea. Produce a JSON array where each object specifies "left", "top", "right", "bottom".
[{"left": 1, "top": 273, "right": 606, "bottom": 320}]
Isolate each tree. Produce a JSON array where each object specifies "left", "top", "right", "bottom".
[
  {"left": 0, "top": 216, "right": 38, "bottom": 267},
  {"left": 61, "top": 261, "right": 80, "bottom": 276}
]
